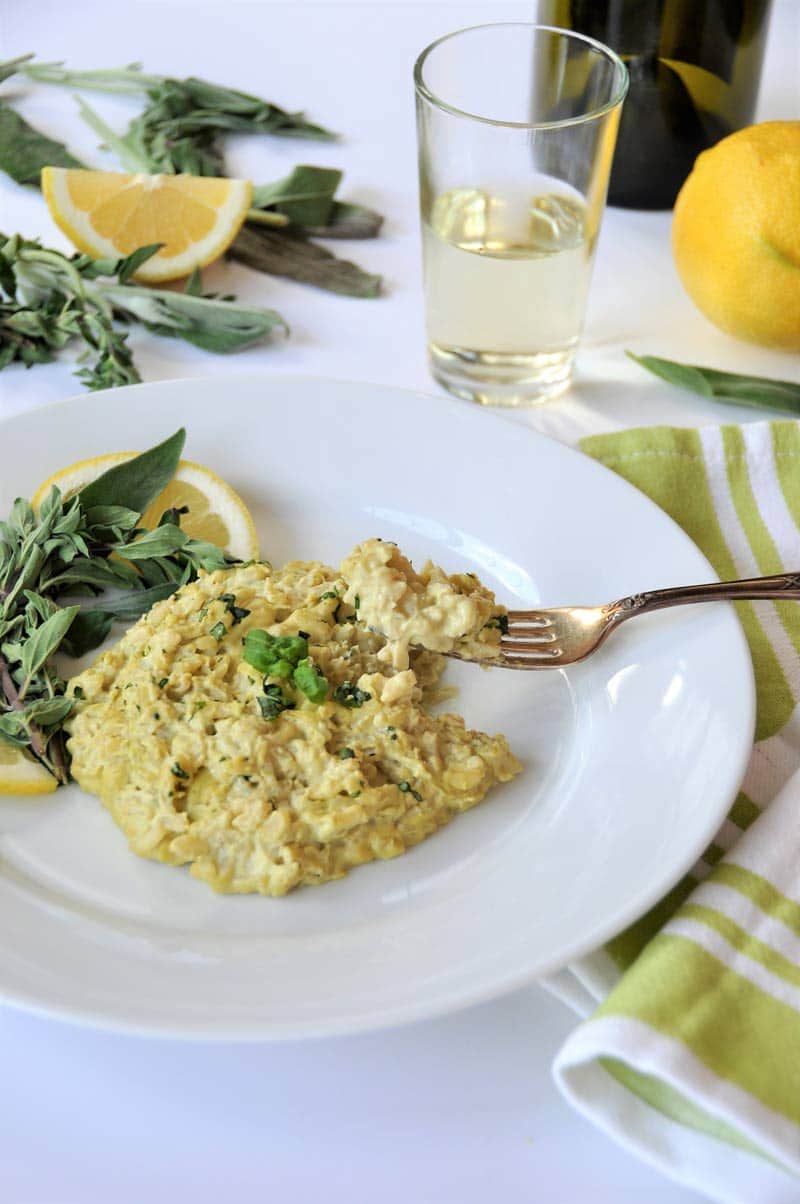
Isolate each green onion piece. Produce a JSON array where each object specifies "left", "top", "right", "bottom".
[
  {"left": 243, "top": 629, "right": 308, "bottom": 673},
  {"left": 266, "top": 659, "right": 294, "bottom": 680},
  {"left": 209, "top": 621, "right": 227, "bottom": 641},
  {"left": 293, "top": 657, "right": 328, "bottom": 704},
  {"left": 338, "top": 747, "right": 355, "bottom": 759}
]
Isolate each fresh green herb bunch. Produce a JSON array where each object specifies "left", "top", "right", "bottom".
[
  {"left": 0, "top": 55, "right": 383, "bottom": 298},
  {"left": 0, "top": 234, "right": 286, "bottom": 389},
  {"left": 0, "top": 428, "right": 235, "bottom": 782},
  {"left": 22, "top": 62, "right": 336, "bottom": 176}
]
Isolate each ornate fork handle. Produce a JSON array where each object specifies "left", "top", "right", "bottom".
[{"left": 613, "top": 572, "right": 800, "bottom": 620}]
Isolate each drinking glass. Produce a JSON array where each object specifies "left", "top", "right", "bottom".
[{"left": 414, "top": 23, "right": 628, "bottom": 406}]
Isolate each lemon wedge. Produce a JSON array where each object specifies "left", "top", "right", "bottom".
[
  {"left": 0, "top": 741, "right": 58, "bottom": 796},
  {"left": 41, "top": 167, "right": 253, "bottom": 283},
  {"left": 33, "top": 453, "right": 259, "bottom": 561}
]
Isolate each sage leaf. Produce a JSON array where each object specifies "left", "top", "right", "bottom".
[
  {"left": 230, "top": 225, "right": 381, "bottom": 298},
  {"left": 60, "top": 609, "right": 114, "bottom": 657},
  {"left": 103, "top": 284, "right": 287, "bottom": 352},
  {"left": 0, "top": 714, "right": 28, "bottom": 745},
  {"left": 20, "top": 604, "right": 80, "bottom": 683},
  {"left": 251, "top": 165, "right": 342, "bottom": 228},
  {"left": 113, "top": 523, "right": 188, "bottom": 559},
  {"left": 303, "top": 201, "right": 384, "bottom": 240},
  {"left": 92, "top": 583, "right": 178, "bottom": 621},
  {"left": 24, "top": 696, "right": 74, "bottom": 727},
  {"left": 628, "top": 353, "right": 800, "bottom": 416},
  {"left": 78, "top": 428, "right": 185, "bottom": 515},
  {"left": 0, "top": 104, "right": 84, "bottom": 185}
]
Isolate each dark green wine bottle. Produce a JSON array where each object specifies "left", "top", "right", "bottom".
[{"left": 539, "top": 0, "right": 773, "bottom": 208}]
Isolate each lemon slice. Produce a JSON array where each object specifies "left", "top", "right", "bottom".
[
  {"left": 41, "top": 167, "right": 253, "bottom": 283},
  {"left": 33, "top": 453, "right": 259, "bottom": 561},
  {"left": 0, "top": 741, "right": 58, "bottom": 796}
]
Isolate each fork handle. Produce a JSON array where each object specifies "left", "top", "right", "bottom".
[{"left": 614, "top": 572, "right": 800, "bottom": 619}]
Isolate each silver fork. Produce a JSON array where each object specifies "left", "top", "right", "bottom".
[{"left": 483, "top": 571, "right": 800, "bottom": 669}]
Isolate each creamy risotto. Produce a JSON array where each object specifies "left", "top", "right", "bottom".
[{"left": 65, "top": 545, "right": 520, "bottom": 896}]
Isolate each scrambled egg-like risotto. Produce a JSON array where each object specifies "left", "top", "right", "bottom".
[{"left": 66, "top": 546, "right": 521, "bottom": 896}]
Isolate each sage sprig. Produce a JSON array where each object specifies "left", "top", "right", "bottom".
[
  {"left": 0, "top": 234, "right": 286, "bottom": 388},
  {"left": 0, "top": 428, "right": 237, "bottom": 782},
  {"left": 0, "top": 55, "right": 383, "bottom": 296},
  {"left": 628, "top": 353, "right": 800, "bottom": 416},
  {"left": 23, "top": 62, "right": 336, "bottom": 171}
]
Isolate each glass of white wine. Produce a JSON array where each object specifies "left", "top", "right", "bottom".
[{"left": 414, "top": 23, "right": 628, "bottom": 406}]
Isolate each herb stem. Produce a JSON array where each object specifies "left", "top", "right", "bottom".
[
  {"left": 245, "top": 208, "right": 291, "bottom": 228},
  {"left": 0, "top": 651, "right": 53, "bottom": 773}
]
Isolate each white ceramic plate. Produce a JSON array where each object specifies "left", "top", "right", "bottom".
[{"left": 0, "top": 375, "right": 754, "bottom": 1039}]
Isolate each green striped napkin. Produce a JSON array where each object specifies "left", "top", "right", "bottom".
[{"left": 545, "top": 421, "right": 800, "bottom": 1203}]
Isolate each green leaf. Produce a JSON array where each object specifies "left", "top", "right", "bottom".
[
  {"left": 113, "top": 244, "right": 163, "bottom": 284},
  {"left": 23, "top": 695, "right": 74, "bottom": 727},
  {"left": 60, "top": 608, "right": 114, "bottom": 657},
  {"left": 230, "top": 225, "right": 381, "bottom": 298},
  {"left": 0, "top": 104, "right": 85, "bottom": 186},
  {"left": 185, "top": 267, "right": 203, "bottom": 296},
  {"left": 84, "top": 583, "right": 178, "bottom": 622},
  {"left": 113, "top": 523, "right": 188, "bottom": 559},
  {"left": 83, "top": 504, "right": 142, "bottom": 533},
  {"left": 78, "top": 428, "right": 186, "bottom": 515},
  {"left": 251, "top": 165, "right": 342, "bottom": 228},
  {"left": 20, "top": 604, "right": 80, "bottom": 682},
  {"left": 304, "top": 201, "right": 384, "bottom": 240},
  {"left": 627, "top": 352, "right": 800, "bottom": 416},
  {"left": 102, "top": 284, "right": 287, "bottom": 353}
]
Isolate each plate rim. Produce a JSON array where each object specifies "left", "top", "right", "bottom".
[{"left": 0, "top": 372, "right": 756, "bottom": 1040}]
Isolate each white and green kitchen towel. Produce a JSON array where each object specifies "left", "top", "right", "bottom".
[{"left": 544, "top": 420, "right": 800, "bottom": 1204}]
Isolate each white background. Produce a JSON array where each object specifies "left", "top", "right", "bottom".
[{"left": 1, "top": 2, "right": 798, "bottom": 1201}]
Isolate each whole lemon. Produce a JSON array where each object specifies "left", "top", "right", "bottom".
[{"left": 672, "top": 122, "right": 800, "bottom": 349}]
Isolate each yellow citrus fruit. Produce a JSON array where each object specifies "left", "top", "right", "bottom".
[
  {"left": 32, "top": 453, "right": 259, "bottom": 561},
  {"left": 0, "top": 741, "right": 58, "bottom": 796},
  {"left": 672, "top": 122, "right": 800, "bottom": 349},
  {"left": 41, "top": 167, "right": 253, "bottom": 283}
]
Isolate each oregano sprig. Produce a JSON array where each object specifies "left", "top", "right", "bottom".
[{"left": 0, "top": 428, "right": 239, "bottom": 782}]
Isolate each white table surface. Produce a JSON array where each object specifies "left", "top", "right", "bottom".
[{"left": 1, "top": 2, "right": 798, "bottom": 1201}]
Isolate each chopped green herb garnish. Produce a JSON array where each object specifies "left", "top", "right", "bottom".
[
  {"left": 297, "top": 629, "right": 310, "bottom": 640},
  {"left": 338, "top": 747, "right": 355, "bottom": 759},
  {"left": 292, "top": 657, "right": 328, "bottom": 704},
  {"left": 397, "top": 780, "right": 422, "bottom": 802},
  {"left": 209, "top": 620, "right": 227, "bottom": 641},
  {"left": 158, "top": 677, "right": 169, "bottom": 688},
  {"left": 192, "top": 700, "right": 208, "bottom": 714},
  {"left": 257, "top": 684, "right": 296, "bottom": 721},
  {"left": 171, "top": 762, "right": 190, "bottom": 780},
  {"left": 485, "top": 614, "right": 509, "bottom": 635},
  {"left": 320, "top": 590, "right": 338, "bottom": 600},
  {"left": 197, "top": 606, "right": 209, "bottom": 621},
  {"left": 266, "top": 659, "right": 294, "bottom": 681},
  {"left": 332, "top": 681, "right": 371, "bottom": 709},
  {"left": 72, "top": 685, "right": 85, "bottom": 700},
  {"left": 243, "top": 628, "right": 308, "bottom": 674},
  {"left": 353, "top": 594, "right": 361, "bottom": 610},
  {"left": 219, "top": 593, "right": 250, "bottom": 625}
]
